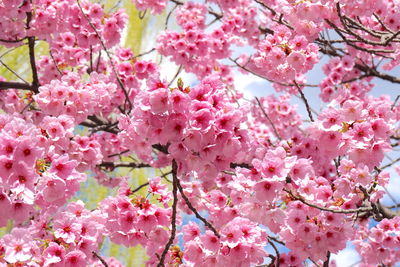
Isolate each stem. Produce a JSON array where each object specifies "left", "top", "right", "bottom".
[
  {"left": 157, "top": 159, "right": 178, "bottom": 267},
  {"left": 176, "top": 178, "right": 220, "bottom": 238}
]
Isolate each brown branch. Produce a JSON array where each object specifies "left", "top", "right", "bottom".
[
  {"left": 284, "top": 189, "right": 373, "bottom": 214},
  {"left": 133, "top": 48, "right": 156, "bottom": 59},
  {"left": 229, "top": 58, "right": 318, "bottom": 87},
  {"left": 325, "top": 19, "right": 394, "bottom": 56},
  {"left": 255, "top": 97, "right": 282, "bottom": 140},
  {"left": 391, "top": 95, "right": 400, "bottom": 110},
  {"left": 230, "top": 162, "right": 252, "bottom": 169},
  {"left": 293, "top": 81, "right": 314, "bottom": 122},
  {"left": 92, "top": 251, "right": 108, "bottom": 267},
  {"left": 268, "top": 236, "right": 285, "bottom": 246},
  {"left": 131, "top": 182, "right": 150, "bottom": 194},
  {"left": 0, "top": 12, "right": 42, "bottom": 94},
  {"left": 387, "top": 203, "right": 400, "bottom": 209},
  {"left": 79, "top": 118, "right": 120, "bottom": 134},
  {"left": 176, "top": 177, "right": 220, "bottom": 238},
  {"left": 318, "top": 40, "right": 400, "bottom": 84},
  {"left": 268, "top": 237, "right": 280, "bottom": 267},
  {"left": 107, "top": 149, "right": 130, "bottom": 158},
  {"left": 381, "top": 157, "right": 400, "bottom": 169},
  {"left": 323, "top": 251, "right": 330, "bottom": 267},
  {"left": 0, "top": 38, "right": 26, "bottom": 43},
  {"left": 98, "top": 161, "right": 151, "bottom": 170},
  {"left": 157, "top": 159, "right": 179, "bottom": 267},
  {"left": 26, "top": 12, "right": 39, "bottom": 93},
  {"left": 0, "top": 59, "right": 29, "bottom": 83},
  {"left": 253, "top": 0, "right": 276, "bottom": 15},
  {"left": 152, "top": 144, "right": 169, "bottom": 154},
  {"left": 76, "top": 0, "right": 133, "bottom": 113},
  {"left": 0, "top": 81, "right": 33, "bottom": 91},
  {"left": 168, "top": 65, "right": 182, "bottom": 87},
  {"left": 372, "top": 13, "right": 393, "bottom": 33}
]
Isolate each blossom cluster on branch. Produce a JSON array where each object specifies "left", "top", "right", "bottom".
[{"left": 0, "top": 0, "right": 400, "bottom": 266}]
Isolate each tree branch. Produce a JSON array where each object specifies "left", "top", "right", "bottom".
[
  {"left": 92, "top": 251, "right": 109, "bottom": 267},
  {"left": 26, "top": 12, "right": 39, "bottom": 93},
  {"left": 284, "top": 189, "right": 373, "bottom": 214},
  {"left": 293, "top": 80, "right": 314, "bottom": 122},
  {"left": 176, "top": 177, "right": 220, "bottom": 238},
  {"left": 76, "top": 0, "right": 133, "bottom": 113},
  {"left": 255, "top": 97, "right": 282, "bottom": 140},
  {"left": 323, "top": 251, "right": 330, "bottom": 267},
  {"left": 157, "top": 159, "right": 179, "bottom": 267},
  {"left": 0, "top": 81, "right": 33, "bottom": 91},
  {"left": 268, "top": 237, "right": 280, "bottom": 267},
  {"left": 98, "top": 161, "right": 151, "bottom": 170}
]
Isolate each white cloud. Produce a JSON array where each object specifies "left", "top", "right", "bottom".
[{"left": 331, "top": 243, "right": 361, "bottom": 267}]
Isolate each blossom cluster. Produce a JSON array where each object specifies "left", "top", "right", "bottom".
[
  {"left": 34, "top": 72, "right": 119, "bottom": 123},
  {"left": 251, "top": 26, "right": 320, "bottom": 83},
  {"left": 1, "top": 0, "right": 400, "bottom": 266},
  {"left": 0, "top": 201, "right": 109, "bottom": 266},
  {"left": 118, "top": 75, "right": 249, "bottom": 181}
]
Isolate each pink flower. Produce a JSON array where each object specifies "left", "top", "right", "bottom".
[
  {"left": 200, "top": 230, "right": 220, "bottom": 253},
  {"left": 287, "top": 209, "right": 307, "bottom": 229},
  {"left": 64, "top": 250, "right": 86, "bottom": 267},
  {"left": 8, "top": 162, "right": 37, "bottom": 189},
  {"left": 0, "top": 135, "right": 17, "bottom": 157},
  {"left": 41, "top": 173, "right": 66, "bottom": 203},
  {"left": 0, "top": 155, "right": 14, "bottom": 181},
  {"left": 2, "top": 228, "right": 33, "bottom": 264},
  {"left": 11, "top": 201, "right": 33, "bottom": 223},
  {"left": 53, "top": 216, "right": 80, "bottom": 244},
  {"left": 254, "top": 180, "right": 282, "bottom": 202},
  {"left": 118, "top": 211, "right": 137, "bottom": 232},
  {"left": 190, "top": 109, "right": 213, "bottom": 130},
  {"left": 183, "top": 240, "right": 204, "bottom": 264},
  {"left": 0, "top": 191, "right": 11, "bottom": 227},
  {"left": 137, "top": 213, "right": 157, "bottom": 233},
  {"left": 183, "top": 221, "right": 201, "bottom": 242},
  {"left": 350, "top": 122, "right": 373, "bottom": 143},
  {"left": 149, "top": 88, "right": 169, "bottom": 114},
  {"left": 221, "top": 225, "right": 242, "bottom": 247},
  {"left": 43, "top": 242, "right": 65, "bottom": 266},
  {"left": 287, "top": 52, "right": 305, "bottom": 69},
  {"left": 261, "top": 157, "right": 284, "bottom": 178},
  {"left": 50, "top": 154, "right": 77, "bottom": 179},
  {"left": 13, "top": 137, "right": 42, "bottom": 165}
]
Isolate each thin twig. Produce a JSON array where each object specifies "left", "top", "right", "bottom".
[
  {"left": 0, "top": 59, "right": 29, "bottom": 83},
  {"left": 268, "top": 237, "right": 280, "bottom": 267},
  {"left": 293, "top": 80, "right": 314, "bottom": 122},
  {"left": 255, "top": 97, "right": 282, "bottom": 140},
  {"left": 107, "top": 149, "right": 130, "bottom": 158},
  {"left": 131, "top": 182, "right": 150, "bottom": 194},
  {"left": 49, "top": 49, "right": 62, "bottom": 75},
  {"left": 381, "top": 157, "right": 400, "bottom": 169},
  {"left": 284, "top": 189, "right": 373, "bottom": 214},
  {"left": 98, "top": 161, "right": 151, "bottom": 170},
  {"left": 92, "top": 251, "right": 109, "bottom": 267},
  {"left": 133, "top": 48, "right": 156, "bottom": 59},
  {"left": 323, "top": 251, "right": 330, "bottom": 267},
  {"left": 157, "top": 159, "right": 179, "bottom": 267},
  {"left": 76, "top": 0, "right": 133, "bottom": 113},
  {"left": 168, "top": 65, "right": 182, "bottom": 87},
  {"left": 176, "top": 178, "right": 220, "bottom": 238},
  {"left": 391, "top": 95, "right": 400, "bottom": 110}
]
